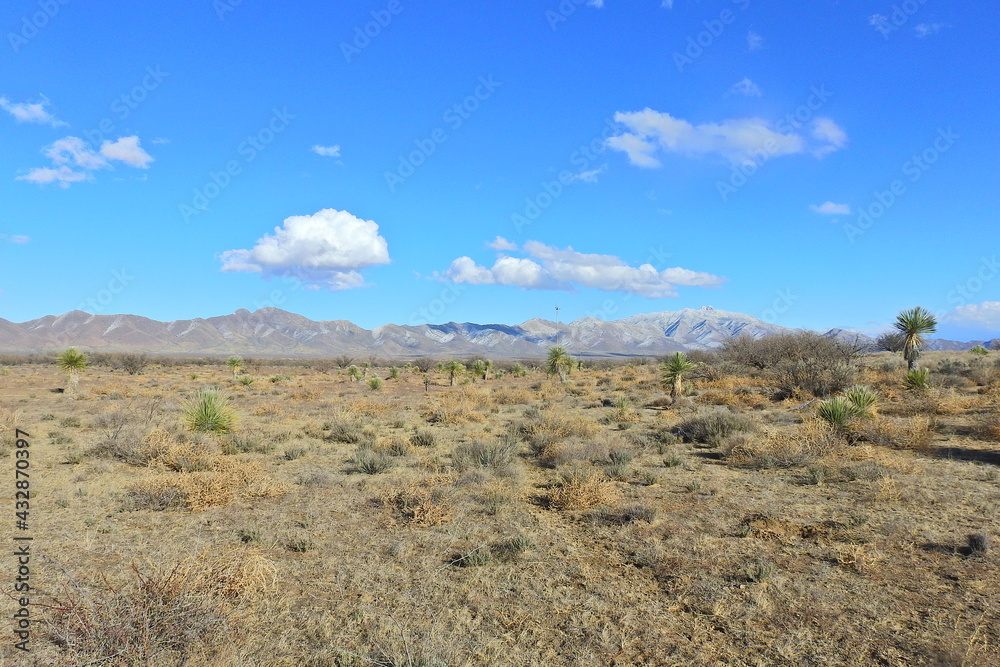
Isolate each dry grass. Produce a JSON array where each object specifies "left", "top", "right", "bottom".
[{"left": 3, "top": 357, "right": 999, "bottom": 666}]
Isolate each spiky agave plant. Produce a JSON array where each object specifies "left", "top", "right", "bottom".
[
  {"left": 843, "top": 385, "right": 879, "bottom": 417},
  {"left": 904, "top": 368, "right": 930, "bottom": 391},
  {"left": 893, "top": 306, "right": 937, "bottom": 372},
  {"left": 183, "top": 388, "right": 237, "bottom": 433},
  {"left": 817, "top": 396, "right": 861, "bottom": 431},
  {"left": 661, "top": 352, "right": 695, "bottom": 400}
]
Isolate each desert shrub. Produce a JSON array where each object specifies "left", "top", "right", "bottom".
[
  {"left": 42, "top": 565, "right": 230, "bottom": 665},
  {"left": 721, "top": 332, "right": 863, "bottom": 396},
  {"left": 817, "top": 397, "right": 861, "bottom": 431},
  {"left": 118, "top": 352, "right": 149, "bottom": 375},
  {"left": 452, "top": 435, "right": 517, "bottom": 472},
  {"left": 381, "top": 481, "right": 454, "bottom": 525},
  {"left": 222, "top": 431, "right": 275, "bottom": 455},
  {"left": 183, "top": 388, "right": 236, "bottom": 434},
  {"left": 410, "top": 429, "right": 437, "bottom": 447},
  {"left": 676, "top": 408, "right": 756, "bottom": 445},
  {"left": 89, "top": 414, "right": 169, "bottom": 466},
  {"left": 353, "top": 448, "right": 394, "bottom": 474},
  {"left": 854, "top": 415, "right": 933, "bottom": 450},
  {"left": 367, "top": 377, "right": 383, "bottom": 391},
  {"left": 905, "top": 368, "right": 930, "bottom": 391},
  {"left": 121, "top": 459, "right": 285, "bottom": 511},
  {"left": 598, "top": 503, "right": 657, "bottom": 525},
  {"left": 723, "top": 421, "right": 842, "bottom": 468},
  {"left": 323, "top": 418, "right": 370, "bottom": 444},
  {"left": 549, "top": 469, "right": 619, "bottom": 510}
]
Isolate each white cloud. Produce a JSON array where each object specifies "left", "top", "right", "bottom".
[
  {"left": 100, "top": 136, "right": 153, "bottom": 168},
  {"left": 16, "top": 166, "right": 91, "bottom": 188},
  {"left": 747, "top": 30, "right": 765, "bottom": 51},
  {"left": 311, "top": 144, "right": 341, "bottom": 157},
  {"left": 587, "top": 0, "right": 605, "bottom": 7},
  {"left": 442, "top": 241, "right": 726, "bottom": 297},
  {"left": 608, "top": 109, "right": 847, "bottom": 167},
  {"left": 19, "top": 135, "right": 154, "bottom": 187},
  {"left": 946, "top": 302, "right": 1000, "bottom": 328},
  {"left": 811, "top": 117, "right": 848, "bottom": 156},
  {"left": 0, "top": 95, "right": 65, "bottom": 126},
  {"left": 914, "top": 22, "right": 947, "bottom": 37},
  {"left": 487, "top": 236, "right": 518, "bottom": 251},
  {"left": 569, "top": 165, "right": 607, "bottom": 183},
  {"left": 9, "top": 235, "right": 30, "bottom": 244},
  {"left": 151, "top": 137, "right": 170, "bottom": 145},
  {"left": 729, "top": 77, "right": 762, "bottom": 97},
  {"left": 810, "top": 201, "right": 851, "bottom": 215},
  {"left": 220, "top": 208, "right": 391, "bottom": 290},
  {"left": 661, "top": 0, "right": 674, "bottom": 7}
]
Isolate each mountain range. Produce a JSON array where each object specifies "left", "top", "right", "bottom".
[{"left": 0, "top": 307, "right": 991, "bottom": 359}]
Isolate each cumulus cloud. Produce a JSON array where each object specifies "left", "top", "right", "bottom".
[
  {"left": 100, "top": 136, "right": 154, "bottom": 168},
  {"left": 729, "top": 77, "right": 762, "bottom": 97},
  {"left": 0, "top": 95, "right": 65, "bottom": 126},
  {"left": 945, "top": 302, "right": 1000, "bottom": 328},
  {"left": 311, "top": 144, "right": 341, "bottom": 157},
  {"left": 441, "top": 241, "right": 726, "bottom": 297},
  {"left": 487, "top": 236, "right": 518, "bottom": 251},
  {"left": 569, "top": 165, "right": 607, "bottom": 183},
  {"left": 607, "top": 109, "right": 847, "bottom": 167},
  {"left": 220, "top": 208, "right": 391, "bottom": 290},
  {"left": 810, "top": 201, "right": 851, "bottom": 215},
  {"left": 746, "top": 30, "right": 765, "bottom": 51},
  {"left": 18, "top": 135, "right": 153, "bottom": 187}
]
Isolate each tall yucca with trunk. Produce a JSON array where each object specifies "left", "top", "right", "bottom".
[
  {"left": 893, "top": 306, "right": 937, "bottom": 371},
  {"left": 547, "top": 346, "right": 574, "bottom": 382},
  {"left": 661, "top": 352, "right": 694, "bottom": 400},
  {"left": 57, "top": 347, "right": 88, "bottom": 397}
]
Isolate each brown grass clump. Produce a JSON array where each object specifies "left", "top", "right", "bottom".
[
  {"left": 347, "top": 397, "right": 394, "bottom": 417},
  {"left": 549, "top": 469, "right": 619, "bottom": 510},
  {"left": 491, "top": 386, "right": 534, "bottom": 405},
  {"left": 188, "top": 548, "right": 278, "bottom": 601},
  {"left": 853, "top": 414, "right": 933, "bottom": 451},
  {"left": 725, "top": 420, "right": 842, "bottom": 468},
  {"left": 123, "top": 459, "right": 286, "bottom": 511},
  {"left": 250, "top": 401, "right": 284, "bottom": 417},
  {"left": 380, "top": 480, "right": 455, "bottom": 526},
  {"left": 522, "top": 410, "right": 602, "bottom": 439},
  {"left": 420, "top": 391, "right": 488, "bottom": 424}
]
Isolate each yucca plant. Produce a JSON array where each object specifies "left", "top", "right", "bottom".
[
  {"left": 237, "top": 375, "right": 255, "bottom": 387},
  {"left": 226, "top": 355, "right": 244, "bottom": 377},
  {"left": 443, "top": 360, "right": 465, "bottom": 387},
  {"left": 817, "top": 396, "right": 861, "bottom": 431},
  {"left": 547, "top": 346, "right": 574, "bottom": 382},
  {"left": 56, "top": 347, "right": 88, "bottom": 396},
  {"left": 893, "top": 306, "right": 937, "bottom": 372},
  {"left": 183, "top": 388, "right": 237, "bottom": 433},
  {"left": 970, "top": 345, "right": 989, "bottom": 357},
  {"left": 904, "top": 368, "right": 930, "bottom": 391},
  {"left": 367, "top": 377, "right": 383, "bottom": 391},
  {"left": 347, "top": 365, "right": 364, "bottom": 382},
  {"left": 843, "top": 385, "right": 879, "bottom": 417},
  {"left": 661, "top": 352, "right": 695, "bottom": 400}
]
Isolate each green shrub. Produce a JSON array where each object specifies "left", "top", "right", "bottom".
[
  {"left": 182, "top": 388, "right": 236, "bottom": 433},
  {"left": 905, "top": 368, "right": 930, "bottom": 391},
  {"left": 844, "top": 385, "right": 879, "bottom": 416},
  {"left": 817, "top": 397, "right": 861, "bottom": 431}
]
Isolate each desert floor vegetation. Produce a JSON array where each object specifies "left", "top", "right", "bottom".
[{"left": 0, "top": 347, "right": 998, "bottom": 665}]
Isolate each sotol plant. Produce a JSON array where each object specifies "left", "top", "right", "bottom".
[
  {"left": 661, "top": 352, "right": 695, "bottom": 400},
  {"left": 183, "top": 388, "right": 237, "bottom": 433},
  {"left": 893, "top": 306, "right": 937, "bottom": 372}
]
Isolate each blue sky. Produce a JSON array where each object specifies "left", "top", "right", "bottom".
[{"left": 1, "top": 0, "right": 997, "bottom": 341}]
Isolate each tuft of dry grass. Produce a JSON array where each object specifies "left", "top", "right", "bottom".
[{"left": 548, "top": 468, "right": 619, "bottom": 510}]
